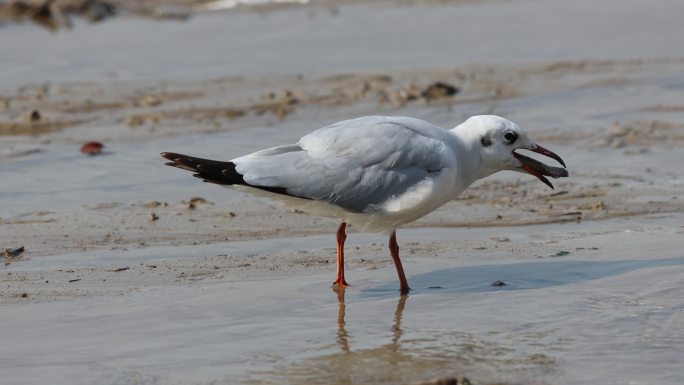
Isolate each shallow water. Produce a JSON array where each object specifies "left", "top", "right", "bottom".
[{"left": 3, "top": 215, "right": 684, "bottom": 384}]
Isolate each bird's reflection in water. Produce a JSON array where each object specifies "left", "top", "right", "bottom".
[
  {"left": 249, "top": 289, "right": 551, "bottom": 384},
  {"left": 328, "top": 287, "right": 412, "bottom": 385},
  {"left": 334, "top": 286, "right": 408, "bottom": 355},
  {"left": 335, "top": 287, "right": 351, "bottom": 353},
  {"left": 254, "top": 288, "right": 550, "bottom": 385},
  {"left": 391, "top": 292, "right": 408, "bottom": 345}
]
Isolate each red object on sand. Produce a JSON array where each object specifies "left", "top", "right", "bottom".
[{"left": 80, "top": 141, "right": 104, "bottom": 155}]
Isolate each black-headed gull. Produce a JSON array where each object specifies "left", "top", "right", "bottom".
[{"left": 161, "top": 115, "right": 568, "bottom": 294}]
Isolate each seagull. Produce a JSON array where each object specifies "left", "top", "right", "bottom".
[{"left": 161, "top": 115, "right": 568, "bottom": 294}]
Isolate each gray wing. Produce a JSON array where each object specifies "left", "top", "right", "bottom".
[{"left": 232, "top": 116, "right": 451, "bottom": 212}]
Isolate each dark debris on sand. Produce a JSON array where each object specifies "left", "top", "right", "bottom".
[
  {"left": 3, "top": 246, "right": 25, "bottom": 265},
  {"left": 0, "top": 0, "right": 116, "bottom": 31},
  {"left": 0, "top": 0, "right": 190, "bottom": 31}
]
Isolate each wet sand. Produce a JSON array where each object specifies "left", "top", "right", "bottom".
[{"left": 2, "top": 1, "right": 684, "bottom": 384}]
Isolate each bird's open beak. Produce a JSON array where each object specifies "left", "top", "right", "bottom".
[{"left": 512, "top": 144, "right": 568, "bottom": 189}]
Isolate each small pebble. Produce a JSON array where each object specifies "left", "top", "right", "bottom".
[
  {"left": 23, "top": 110, "right": 41, "bottom": 122},
  {"left": 80, "top": 141, "right": 105, "bottom": 155}
]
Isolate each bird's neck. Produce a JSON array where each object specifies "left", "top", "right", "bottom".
[{"left": 448, "top": 125, "right": 494, "bottom": 188}]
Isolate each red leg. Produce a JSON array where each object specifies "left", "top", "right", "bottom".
[
  {"left": 389, "top": 230, "right": 410, "bottom": 294},
  {"left": 333, "top": 222, "right": 349, "bottom": 289}
]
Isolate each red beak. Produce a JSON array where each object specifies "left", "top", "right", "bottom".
[{"left": 512, "top": 144, "right": 568, "bottom": 189}]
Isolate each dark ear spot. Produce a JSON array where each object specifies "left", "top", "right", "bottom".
[{"left": 481, "top": 135, "right": 492, "bottom": 147}]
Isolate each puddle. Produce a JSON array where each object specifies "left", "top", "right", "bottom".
[{"left": 247, "top": 291, "right": 554, "bottom": 385}]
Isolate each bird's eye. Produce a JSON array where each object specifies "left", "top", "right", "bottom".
[{"left": 504, "top": 131, "right": 518, "bottom": 144}]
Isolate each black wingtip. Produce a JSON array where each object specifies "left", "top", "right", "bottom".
[{"left": 160, "top": 152, "right": 307, "bottom": 199}]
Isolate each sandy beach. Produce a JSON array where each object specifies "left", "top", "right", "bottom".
[{"left": 2, "top": 0, "right": 684, "bottom": 384}]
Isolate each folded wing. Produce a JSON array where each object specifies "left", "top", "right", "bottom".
[{"left": 232, "top": 116, "right": 450, "bottom": 212}]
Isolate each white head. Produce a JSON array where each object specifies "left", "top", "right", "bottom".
[{"left": 454, "top": 115, "right": 568, "bottom": 188}]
